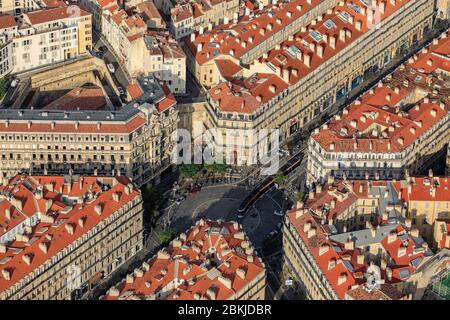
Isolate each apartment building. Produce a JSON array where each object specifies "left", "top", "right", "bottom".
[
  {"left": 187, "top": 0, "right": 345, "bottom": 86},
  {"left": 282, "top": 184, "right": 435, "bottom": 300},
  {"left": 170, "top": 0, "right": 240, "bottom": 40},
  {"left": 102, "top": 7, "right": 147, "bottom": 77},
  {"left": 436, "top": 0, "right": 450, "bottom": 21},
  {"left": 307, "top": 31, "right": 450, "bottom": 184},
  {"left": 393, "top": 173, "right": 450, "bottom": 246},
  {"left": 0, "top": 174, "right": 143, "bottom": 300},
  {"left": 134, "top": 0, "right": 166, "bottom": 29},
  {"left": 187, "top": 0, "right": 435, "bottom": 167},
  {"left": 144, "top": 31, "right": 186, "bottom": 94},
  {"left": 0, "top": 5, "right": 92, "bottom": 77},
  {"left": 78, "top": 0, "right": 117, "bottom": 31},
  {"left": 299, "top": 177, "right": 404, "bottom": 234},
  {"left": 0, "top": 75, "right": 178, "bottom": 188},
  {"left": 433, "top": 220, "right": 450, "bottom": 251},
  {"left": 344, "top": 283, "right": 404, "bottom": 300},
  {"left": 0, "top": 0, "right": 42, "bottom": 16},
  {"left": 101, "top": 219, "right": 266, "bottom": 300}
]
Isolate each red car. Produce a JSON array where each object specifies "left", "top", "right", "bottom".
[{"left": 188, "top": 186, "right": 201, "bottom": 195}]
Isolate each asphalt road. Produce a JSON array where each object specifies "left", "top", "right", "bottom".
[{"left": 92, "top": 30, "right": 130, "bottom": 89}]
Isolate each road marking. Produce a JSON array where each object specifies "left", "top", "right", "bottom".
[{"left": 191, "top": 197, "right": 241, "bottom": 219}]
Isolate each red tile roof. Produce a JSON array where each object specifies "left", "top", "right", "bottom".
[
  {"left": 311, "top": 31, "right": 450, "bottom": 153},
  {"left": 0, "top": 15, "right": 17, "bottom": 29},
  {"left": 187, "top": 0, "right": 322, "bottom": 65},
  {"left": 392, "top": 177, "right": 450, "bottom": 202},
  {"left": 101, "top": 219, "right": 265, "bottom": 300},
  {"left": 206, "top": 0, "right": 416, "bottom": 113},
  {"left": 25, "top": 6, "right": 90, "bottom": 25},
  {"left": 42, "top": 86, "right": 107, "bottom": 111},
  {"left": 286, "top": 208, "right": 368, "bottom": 299},
  {"left": 0, "top": 174, "right": 141, "bottom": 294},
  {"left": 0, "top": 114, "right": 146, "bottom": 134}
]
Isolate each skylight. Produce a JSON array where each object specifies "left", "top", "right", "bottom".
[
  {"left": 309, "top": 30, "right": 323, "bottom": 42},
  {"left": 324, "top": 19, "right": 336, "bottom": 29},
  {"left": 286, "top": 44, "right": 301, "bottom": 58},
  {"left": 338, "top": 11, "right": 351, "bottom": 23}
]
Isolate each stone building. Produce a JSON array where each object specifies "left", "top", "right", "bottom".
[{"left": 0, "top": 174, "right": 143, "bottom": 300}]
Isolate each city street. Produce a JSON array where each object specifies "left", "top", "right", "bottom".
[{"left": 92, "top": 30, "right": 130, "bottom": 89}]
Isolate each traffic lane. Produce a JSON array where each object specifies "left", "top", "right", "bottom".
[
  {"left": 93, "top": 36, "right": 129, "bottom": 88},
  {"left": 168, "top": 185, "right": 249, "bottom": 232},
  {"left": 237, "top": 187, "right": 287, "bottom": 249}
]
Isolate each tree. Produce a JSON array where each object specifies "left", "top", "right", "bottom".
[
  {"left": 204, "top": 162, "right": 227, "bottom": 174},
  {"left": 274, "top": 171, "right": 288, "bottom": 187},
  {"left": 141, "top": 187, "right": 163, "bottom": 228},
  {"left": 180, "top": 164, "right": 202, "bottom": 178},
  {"left": 0, "top": 77, "right": 10, "bottom": 99},
  {"left": 157, "top": 228, "right": 177, "bottom": 245},
  {"left": 294, "top": 192, "right": 304, "bottom": 202}
]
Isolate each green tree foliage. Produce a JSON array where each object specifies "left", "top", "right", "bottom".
[
  {"left": 180, "top": 164, "right": 202, "bottom": 178},
  {"left": 157, "top": 228, "right": 177, "bottom": 245}
]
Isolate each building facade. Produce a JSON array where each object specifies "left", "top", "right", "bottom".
[
  {"left": 144, "top": 31, "right": 186, "bottom": 94},
  {"left": 78, "top": 0, "right": 117, "bottom": 31},
  {"left": 187, "top": 0, "right": 435, "bottom": 166},
  {"left": 0, "top": 75, "right": 178, "bottom": 188},
  {"left": 0, "top": 5, "right": 92, "bottom": 77},
  {"left": 282, "top": 178, "right": 437, "bottom": 300},
  {"left": 101, "top": 219, "right": 266, "bottom": 300},
  {"left": 307, "top": 31, "right": 450, "bottom": 184},
  {"left": 0, "top": 174, "right": 143, "bottom": 300},
  {"left": 170, "top": 0, "right": 240, "bottom": 40}
]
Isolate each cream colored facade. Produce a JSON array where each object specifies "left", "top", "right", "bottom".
[
  {"left": 187, "top": 0, "right": 343, "bottom": 84},
  {"left": 170, "top": 0, "right": 240, "bottom": 40},
  {"left": 0, "top": 0, "right": 41, "bottom": 16},
  {"left": 437, "top": 0, "right": 450, "bottom": 20},
  {"left": 0, "top": 7, "right": 92, "bottom": 75},
  {"left": 194, "top": 0, "right": 435, "bottom": 166},
  {"left": 101, "top": 9, "right": 147, "bottom": 77},
  {"left": 0, "top": 75, "right": 178, "bottom": 187},
  {"left": 0, "top": 176, "right": 144, "bottom": 300}
]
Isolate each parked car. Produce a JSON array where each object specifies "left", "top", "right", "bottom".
[
  {"left": 107, "top": 63, "right": 115, "bottom": 73},
  {"left": 10, "top": 79, "right": 19, "bottom": 88}
]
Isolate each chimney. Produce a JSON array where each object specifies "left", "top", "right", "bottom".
[
  {"left": 386, "top": 267, "right": 392, "bottom": 281},
  {"left": 206, "top": 288, "right": 216, "bottom": 300},
  {"left": 380, "top": 259, "right": 387, "bottom": 270},
  {"left": 303, "top": 222, "right": 312, "bottom": 233},
  {"left": 357, "top": 255, "right": 364, "bottom": 265},
  {"left": 304, "top": 53, "right": 311, "bottom": 68},
  {"left": 65, "top": 223, "right": 74, "bottom": 235},
  {"left": 319, "top": 244, "right": 329, "bottom": 256},
  {"left": 315, "top": 184, "right": 322, "bottom": 194},
  {"left": 329, "top": 35, "right": 336, "bottom": 49},
  {"left": 22, "top": 254, "right": 32, "bottom": 266},
  {"left": 94, "top": 204, "right": 102, "bottom": 215},
  {"left": 344, "top": 237, "right": 354, "bottom": 250},
  {"left": 39, "top": 242, "right": 48, "bottom": 254},
  {"left": 307, "top": 227, "right": 316, "bottom": 238},
  {"left": 282, "top": 68, "right": 289, "bottom": 82},
  {"left": 337, "top": 273, "right": 347, "bottom": 285},
  {"left": 387, "top": 231, "right": 397, "bottom": 244}
]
